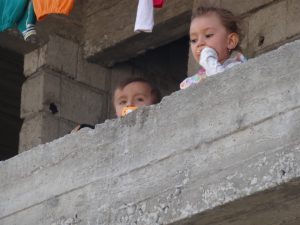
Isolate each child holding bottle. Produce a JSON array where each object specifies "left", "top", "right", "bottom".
[{"left": 180, "top": 6, "right": 247, "bottom": 89}]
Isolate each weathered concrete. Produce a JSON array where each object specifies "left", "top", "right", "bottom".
[
  {"left": 20, "top": 36, "right": 110, "bottom": 152},
  {"left": 84, "top": 0, "right": 194, "bottom": 66},
  {"left": 1, "top": 39, "right": 300, "bottom": 224}
]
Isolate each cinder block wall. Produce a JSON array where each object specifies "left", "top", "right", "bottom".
[
  {"left": 19, "top": 36, "right": 110, "bottom": 152},
  {"left": 2, "top": 40, "right": 300, "bottom": 225}
]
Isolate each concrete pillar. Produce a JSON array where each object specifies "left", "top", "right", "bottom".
[{"left": 20, "top": 35, "right": 110, "bottom": 152}]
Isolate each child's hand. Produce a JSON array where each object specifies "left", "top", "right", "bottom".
[
  {"left": 71, "top": 125, "right": 81, "bottom": 133},
  {"left": 71, "top": 124, "right": 95, "bottom": 133}
]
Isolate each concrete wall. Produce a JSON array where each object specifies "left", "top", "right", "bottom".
[
  {"left": 1, "top": 39, "right": 300, "bottom": 225},
  {"left": 19, "top": 36, "right": 110, "bottom": 152}
]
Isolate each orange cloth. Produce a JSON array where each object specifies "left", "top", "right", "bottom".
[{"left": 32, "top": 0, "right": 75, "bottom": 21}]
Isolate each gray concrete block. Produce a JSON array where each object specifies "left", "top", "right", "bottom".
[
  {"left": 60, "top": 78, "right": 106, "bottom": 124},
  {"left": 23, "top": 35, "right": 79, "bottom": 78},
  {"left": 193, "top": 0, "right": 221, "bottom": 8},
  {"left": 18, "top": 113, "right": 59, "bottom": 153},
  {"left": 46, "top": 35, "right": 79, "bottom": 78},
  {"left": 248, "top": 1, "right": 287, "bottom": 55},
  {"left": 18, "top": 114, "right": 77, "bottom": 153},
  {"left": 21, "top": 70, "right": 60, "bottom": 118},
  {"left": 220, "top": 0, "right": 273, "bottom": 15},
  {"left": 23, "top": 45, "right": 47, "bottom": 77},
  {"left": 22, "top": 67, "right": 106, "bottom": 124},
  {"left": 287, "top": 0, "right": 300, "bottom": 38},
  {"left": 20, "top": 67, "right": 106, "bottom": 150},
  {"left": 76, "top": 48, "right": 110, "bottom": 91},
  {"left": 2, "top": 40, "right": 300, "bottom": 224}
]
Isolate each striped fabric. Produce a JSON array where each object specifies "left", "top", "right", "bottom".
[
  {"left": 0, "top": 0, "right": 36, "bottom": 41},
  {"left": 17, "top": 1, "right": 36, "bottom": 40}
]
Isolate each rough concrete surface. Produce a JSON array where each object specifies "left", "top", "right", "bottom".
[
  {"left": 1, "top": 40, "right": 300, "bottom": 224},
  {"left": 20, "top": 35, "right": 110, "bottom": 152}
]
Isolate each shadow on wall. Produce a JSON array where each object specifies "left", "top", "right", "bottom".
[
  {"left": 0, "top": 47, "right": 24, "bottom": 160},
  {"left": 130, "top": 36, "right": 190, "bottom": 96}
]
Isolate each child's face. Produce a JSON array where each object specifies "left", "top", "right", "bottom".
[
  {"left": 113, "top": 81, "right": 154, "bottom": 117},
  {"left": 189, "top": 12, "right": 237, "bottom": 63}
]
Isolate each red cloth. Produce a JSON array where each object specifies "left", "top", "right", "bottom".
[{"left": 153, "top": 0, "right": 164, "bottom": 8}]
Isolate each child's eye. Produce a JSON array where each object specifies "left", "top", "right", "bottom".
[
  {"left": 137, "top": 98, "right": 145, "bottom": 102},
  {"left": 189, "top": 39, "right": 197, "bottom": 44},
  {"left": 119, "top": 100, "right": 127, "bottom": 105},
  {"left": 205, "top": 34, "right": 214, "bottom": 38}
]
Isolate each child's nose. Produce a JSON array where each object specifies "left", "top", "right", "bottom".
[
  {"left": 197, "top": 37, "right": 205, "bottom": 47},
  {"left": 127, "top": 100, "right": 134, "bottom": 106}
]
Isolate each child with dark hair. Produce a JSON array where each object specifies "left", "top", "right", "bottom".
[
  {"left": 180, "top": 6, "right": 247, "bottom": 89},
  {"left": 72, "top": 77, "right": 161, "bottom": 132},
  {"left": 113, "top": 77, "right": 161, "bottom": 117}
]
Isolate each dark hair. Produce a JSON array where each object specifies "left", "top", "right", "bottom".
[
  {"left": 192, "top": 6, "right": 243, "bottom": 52},
  {"left": 113, "top": 77, "right": 162, "bottom": 104}
]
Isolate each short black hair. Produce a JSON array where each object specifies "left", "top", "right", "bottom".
[{"left": 113, "top": 77, "right": 162, "bottom": 104}]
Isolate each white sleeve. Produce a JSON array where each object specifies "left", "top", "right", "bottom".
[{"left": 199, "top": 47, "right": 225, "bottom": 76}]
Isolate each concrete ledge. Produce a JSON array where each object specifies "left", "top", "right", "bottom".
[{"left": 1, "top": 40, "right": 300, "bottom": 224}]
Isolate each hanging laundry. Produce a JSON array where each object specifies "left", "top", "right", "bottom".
[
  {"left": 134, "top": 0, "right": 154, "bottom": 33},
  {"left": 18, "top": 1, "right": 37, "bottom": 41},
  {"left": 153, "top": 0, "right": 164, "bottom": 8},
  {"left": 32, "top": 0, "right": 75, "bottom": 21},
  {"left": 0, "top": 0, "right": 37, "bottom": 41},
  {"left": 0, "top": 0, "right": 28, "bottom": 32}
]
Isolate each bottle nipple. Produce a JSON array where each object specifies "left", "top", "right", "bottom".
[{"left": 121, "top": 106, "right": 138, "bottom": 117}]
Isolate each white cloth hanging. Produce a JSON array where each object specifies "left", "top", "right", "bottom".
[{"left": 134, "top": 0, "right": 154, "bottom": 33}]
